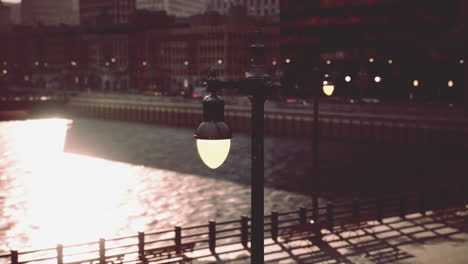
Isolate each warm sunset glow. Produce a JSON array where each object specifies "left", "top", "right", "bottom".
[
  {"left": 196, "top": 139, "right": 230, "bottom": 169},
  {"left": 4, "top": 119, "right": 146, "bottom": 248}
]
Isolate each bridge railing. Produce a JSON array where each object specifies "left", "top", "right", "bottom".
[{"left": 0, "top": 186, "right": 466, "bottom": 264}]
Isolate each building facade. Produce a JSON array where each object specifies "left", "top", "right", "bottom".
[
  {"left": 80, "top": 0, "right": 136, "bottom": 26},
  {"left": 280, "top": 0, "right": 465, "bottom": 101},
  {"left": 0, "top": 3, "right": 11, "bottom": 26},
  {"left": 136, "top": 0, "right": 206, "bottom": 17},
  {"left": 21, "top": 0, "right": 78, "bottom": 26},
  {"left": 208, "top": 0, "right": 280, "bottom": 21}
]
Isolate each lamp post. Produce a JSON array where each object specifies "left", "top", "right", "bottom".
[{"left": 194, "top": 41, "right": 272, "bottom": 264}]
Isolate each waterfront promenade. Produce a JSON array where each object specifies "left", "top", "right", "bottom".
[
  {"left": 0, "top": 189, "right": 466, "bottom": 264},
  {"left": 66, "top": 92, "right": 468, "bottom": 148}
]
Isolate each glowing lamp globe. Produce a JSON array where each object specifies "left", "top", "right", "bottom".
[
  {"left": 323, "top": 84, "right": 335, "bottom": 96},
  {"left": 194, "top": 93, "right": 232, "bottom": 169},
  {"left": 322, "top": 75, "right": 335, "bottom": 96}
]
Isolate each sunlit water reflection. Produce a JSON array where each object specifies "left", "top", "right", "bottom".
[{"left": 0, "top": 119, "right": 313, "bottom": 252}]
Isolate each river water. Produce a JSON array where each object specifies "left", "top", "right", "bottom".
[
  {"left": 0, "top": 118, "right": 316, "bottom": 252},
  {"left": 0, "top": 117, "right": 466, "bottom": 252}
]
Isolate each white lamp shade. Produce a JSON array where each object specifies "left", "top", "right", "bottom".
[
  {"left": 196, "top": 139, "right": 231, "bottom": 169},
  {"left": 323, "top": 84, "right": 335, "bottom": 96}
]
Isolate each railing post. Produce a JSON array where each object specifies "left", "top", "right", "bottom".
[
  {"left": 299, "top": 207, "right": 307, "bottom": 224},
  {"left": 326, "top": 203, "right": 334, "bottom": 230},
  {"left": 209, "top": 220, "right": 216, "bottom": 253},
  {"left": 241, "top": 216, "right": 249, "bottom": 248},
  {"left": 399, "top": 194, "right": 407, "bottom": 218},
  {"left": 376, "top": 198, "right": 384, "bottom": 223},
  {"left": 138, "top": 232, "right": 146, "bottom": 264},
  {"left": 56, "top": 244, "right": 63, "bottom": 264},
  {"left": 271, "top": 211, "right": 278, "bottom": 242},
  {"left": 312, "top": 196, "right": 319, "bottom": 222},
  {"left": 99, "top": 238, "right": 105, "bottom": 264},
  {"left": 175, "top": 226, "right": 182, "bottom": 254},
  {"left": 352, "top": 198, "right": 360, "bottom": 217},
  {"left": 10, "top": 250, "right": 18, "bottom": 264},
  {"left": 419, "top": 192, "right": 427, "bottom": 216}
]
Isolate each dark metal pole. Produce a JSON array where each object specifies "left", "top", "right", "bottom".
[
  {"left": 312, "top": 67, "right": 320, "bottom": 220},
  {"left": 251, "top": 92, "right": 265, "bottom": 264}
]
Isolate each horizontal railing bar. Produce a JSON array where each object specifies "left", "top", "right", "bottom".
[
  {"left": 18, "top": 247, "right": 56, "bottom": 255},
  {"left": 215, "top": 227, "right": 241, "bottom": 234},
  {"left": 180, "top": 233, "right": 208, "bottom": 239},
  {"left": 144, "top": 238, "right": 174, "bottom": 245},
  {"left": 63, "top": 249, "right": 99, "bottom": 257},
  {"left": 179, "top": 224, "right": 209, "bottom": 231},
  {"left": 145, "top": 229, "right": 173, "bottom": 236},
  {"left": 106, "top": 234, "right": 138, "bottom": 242},
  {"left": 215, "top": 219, "right": 242, "bottom": 226},
  {"left": 63, "top": 241, "right": 100, "bottom": 249},
  {"left": 105, "top": 243, "right": 137, "bottom": 251}
]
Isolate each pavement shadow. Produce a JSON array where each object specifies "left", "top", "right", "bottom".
[{"left": 186, "top": 207, "right": 467, "bottom": 264}]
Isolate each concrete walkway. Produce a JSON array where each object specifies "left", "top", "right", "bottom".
[{"left": 181, "top": 207, "right": 467, "bottom": 264}]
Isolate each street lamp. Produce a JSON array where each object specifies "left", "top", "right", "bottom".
[
  {"left": 194, "top": 78, "right": 232, "bottom": 169},
  {"left": 194, "top": 40, "right": 272, "bottom": 264},
  {"left": 322, "top": 74, "right": 335, "bottom": 96}
]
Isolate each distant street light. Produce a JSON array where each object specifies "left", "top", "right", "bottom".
[
  {"left": 322, "top": 79, "right": 335, "bottom": 96},
  {"left": 142, "top": 61, "right": 148, "bottom": 66},
  {"left": 285, "top": 58, "right": 291, "bottom": 64},
  {"left": 459, "top": 59, "right": 464, "bottom": 65},
  {"left": 217, "top": 59, "right": 223, "bottom": 65},
  {"left": 111, "top": 58, "right": 116, "bottom": 63},
  {"left": 448, "top": 80, "right": 454, "bottom": 88},
  {"left": 374, "top": 76, "right": 382, "bottom": 83},
  {"left": 184, "top": 60, "right": 189, "bottom": 66},
  {"left": 413, "top": 80, "right": 419, "bottom": 87},
  {"left": 345, "top": 76, "right": 352, "bottom": 83},
  {"left": 2, "top": 69, "right": 7, "bottom": 75},
  {"left": 326, "top": 60, "right": 331, "bottom": 65},
  {"left": 71, "top": 61, "right": 77, "bottom": 66},
  {"left": 369, "top": 58, "right": 375, "bottom": 63},
  {"left": 388, "top": 59, "right": 393, "bottom": 64}
]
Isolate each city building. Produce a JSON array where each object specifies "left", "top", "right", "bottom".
[
  {"left": 2, "top": 2, "right": 20, "bottom": 24},
  {"left": 207, "top": 0, "right": 280, "bottom": 22},
  {"left": 21, "top": 0, "right": 78, "bottom": 26},
  {"left": 0, "top": 2, "right": 11, "bottom": 26},
  {"left": 280, "top": 0, "right": 465, "bottom": 101},
  {"left": 136, "top": 0, "right": 207, "bottom": 17},
  {"left": 130, "top": 24, "right": 279, "bottom": 95},
  {"left": 80, "top": 0, "right": 136, "bottom": 27}
]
